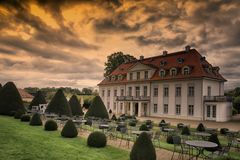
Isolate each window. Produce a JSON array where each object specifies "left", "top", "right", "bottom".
[
  {"left": 183, "top": 67, "right": 190, "bottom": 75},
  {"left": 207, "top": 105, "right": 211, "bottom": 118},
  {"left": 212, "top": 105, "right": 216, "bottom": 118},
  {"left": 137, "top": 72, "right": 140, "bottom": 80},
  {"left": 188, "top": 86, "right": 194, "bottom": 97},
  {"left": 176, "top": 87, "right": 181, "bottom": 97},
  {"left": 207, "top": 86, "right": 211, "bottom": 96},
  {"left": 188, "top": 105, "right": 194, "bottom": 116},
  {"left": 170, "top": 68, "right": 177, "bottom": 76},
  {"left": 128, "top": 87, "right": 132, "bottom": 96},
  {"left": 130, "top": 73, "right": 133, "bottom": 80},
  {"left": 121, "top": 89, "right": 124, "bottom": 96},
  {"left": 135, "top": 86, "right": 140, "bottom": 97},
  {"left": 176, "top": 105, "right": 181, "bottom": 115},
  {"left": 143, "top": 86, "right": 148, "bottom": 97},
  {"left": 159, "top": 70, "right": 165, "bottom": 77},
  {"left": 153, "top": 88, "right": 158, "bottom": 97},
  {"left": 144, "top": 71, "right": 148, "bottom": 79},
  {"left": 102, "top": 90, "right": 105, "bottom": 97},
  {"left": 164, "top": 87, "right": 169, "bottom": 97},
  {"left": 113, "top": 102, "right": 116, "bottom": 110},
  {"left": 114, "top": 90, "right": 117, "bottom": 97},
  {"left": 163, "top": 104, "right": 168, "bottom": 114},
  {"left": 107, "top": 90, "right": 110, "bottom": 97},
  {"left": 107, "top": 102, "right": 110, "bottom": 110},
  {"left": 153, "top": 104, "right": 158, "bottom": 113},
  {"left": 120, "top": 103, "right": 123, "bottom": 111}
]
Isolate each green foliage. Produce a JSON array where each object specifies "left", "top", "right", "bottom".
[
  {"left": 69, "top": 95, "right": 84, "bottom": 116},
  {"left": 61, "top": 120, "right": 78, "bottom": 138},
  {"left": 177, "top": 123, "right": 184, "bottom": 129},
  {"left": 29, "top": 113, "right": 42, "bottom": 126},
  {"left": 14, "top": 109, "right": 25, "bottom": 119},
  {"left": 206, "top": 133, "right": 221, "bottom": 152},
  {"left": 166, "top": 135, "right": 174, "bottom": 144},
  {"left": 181, "top": 126, "right": 191, "bottom": 135},
  {"left": 139, "top": 124, "right": 149, "bottom": 131},
  {"left": 20, "top": 114, "right": 31, "bottom": 122},
  {"left": 196, "top": 123, "right": 205, "bottom": 132},
  {"left": 220, "top": 128, "right": 229, "bottom": 135},
  {"left": 130, "top": 132, "right": 156, "bottom": 160},
  {"left": 129, "top": 121, "right": 136, "bottom": 127},
  {"left": 9, "top": 111, "right": 16, "bottom": 117},
  {"left": 82, "top": 88, "right": 93, "bottom": 95},
  {"left": 0, "top": 83, "right": 2, "bottom": 90},
  {"left": 0, "top": 82, "right": 25, "bottom": 115},
  {"left": 87, "top": 131, "right": 107, "bottom": 148},
  {"left": 29, "top": 91, "right": 46, "bottom": 110},
  {"left": 85, "top": 96, "right": 109, "bottom": 119},
  {"left": 104, "top": 52, "right": 136, "bottom": 76},
  {"left": 46, "top": 89, "right": 72, "bottom": 116},
  {"left": 44, "top": 120, "right": 58, "bottom": 131},
  {"left": 111, "top": 114, "right": 117, "bottom": 121}
]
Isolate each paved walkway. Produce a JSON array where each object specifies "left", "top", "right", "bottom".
[{"left": 139, "top": 115, "right": 240, "bottom": 131}]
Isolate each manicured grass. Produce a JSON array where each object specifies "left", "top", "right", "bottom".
[{"left": 0, "top": 116, "right": 129, "bottom": 160}]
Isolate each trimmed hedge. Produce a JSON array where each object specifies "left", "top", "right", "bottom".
[
  {"left": 14, "top": 109, "right": 25, "bottom": 119},
  {"left": 30, "top": 113, "right": 42, "bottom": 126},
  {"left": 196, "top": 123, "right": 205, "bottom": 132},
  {"left": 130, "top": 132, "right": 156, "bottom": 160},
  {"left": 111, "top": 114, "right": 117, "bottom": 121},
  {"left": 220, "top": 128, "right": 229, "bottom": 135},
  {"left": 21, "top": 114, "right": 31, "bottom": 122},
  {"left": 69, "top": 95, "right": 84, "bottom": 116},
  {"left": 181, "top": 126, "right": 191, "bottom": 135},
  {"left": 205, "top": 133, "right": 221, "bottom": 152},
  {"left": 61, "top": 120, "right": 78, "bottom": 138},
  {"left": 158, "top": 120, "right": 166, "bottom": 127},
  {"left": 177, "top": 123, "right": 184, "bottom": 129},
  {"left": 9, "top": 111, "right": 16, "bottom": 117},
  {"left": 44, "top": 120, "right": 58, "bottom": 131},
  {"left": 139, "top": 124, "right": 149, "bottom": 131},
  {"left": 29, "top": 90, "right": 46, "bottom": 110},
  {"left": 87, "top": 131, "right": 107, "bottom": 148},
  {"left": 129, "top": 121, "right": 137, "bottom": 127}
]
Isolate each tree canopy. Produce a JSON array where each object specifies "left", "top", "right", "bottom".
[
  {"left": 0, "top": 82, "right": 25, "bottom": 115},
  {"left": 104, "top": 52, "right": 136, "bottom": 76},
  {"left": 45, "top": 89, "right": 72, "bottom": 116},
  {"left": 85, "top": 96, "right": 109, "bottom": 119},
  {"left": 69, "top": 95, "right": 84, "bottom": 116},
  {"left": 0, "top": 83, "right": 2, "bottom": 90},
  {"left": 29, "top": 90, "right": 47, "bottom": 110}
]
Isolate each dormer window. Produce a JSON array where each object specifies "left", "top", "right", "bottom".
[
  {"left": 177, "top": 57, "right": 184, "bottom": 64},
  {"left": 182, "top": 66, "right": 190, "bottom": 75},
  {"left": 170, "top": 68, "right": 177, "bottom": 76},
  {"left": 159, "top": 69, "right": 165, "bottom": 77},
  {"left": 160, "top": 61, "right": 167, "bottom": 66}
]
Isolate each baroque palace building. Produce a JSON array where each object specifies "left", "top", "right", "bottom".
[{"left": 98, "top": 46, "right": 232, "bottom": 122}]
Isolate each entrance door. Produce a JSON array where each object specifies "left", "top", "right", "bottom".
[
  {"left": 135, "top": 103, "right": 138, "bottom": 116},
  {"left": 206, "top": 105, "right": 216, "bottom": 120},
  {"left": 143, "top": 103, "right": 147, "bottom": 116}
]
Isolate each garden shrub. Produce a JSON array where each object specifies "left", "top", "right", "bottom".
[
  {"left": 20, "top": 114, "right": 31, "bottom": 122},
  {"left": 130, "top": 132, "right": 156, "bottom": 160},
  {"left": 129, "top": 121, "right": 136, "bottom": 127},
  {"left": 14, "top": 109, "right": 25, "bottom": 119},
  {"left": 139, "top": 124, "right": 149, "bottom": 131},
  {"left": 205, "top": 133, "right": 221, "bottom": 152},
  {"left": 116, "top": 124, "right": 126, "bottom": 131},
  {"left": 166, "top": 135, "right": 174, "bottom": 144},
  {"left": 158, "top": 120, "right": 166, "bottom": 127},
  {"left": 196, "top": 123, "right": 205, "bottom": 132},
  {"left": 181, "top": 126, "right": 191, "bottom": 135},
  {"left": 85, "top": 119, "right": 92, "bottom": 126},
  {"left": 85, "top": 96, "right": 109, "bottom": 119},
  {"left": 29, "top": 113, "right": 42, "bottom": 126},
  {"left": 111, "top": 114, "right": 117, "bottom": 121},
  {"left": 9, "top": 111, "right": 16, "bottom": 117},
  {"left": 0, "top": 82, "right": 25, "bottom": 115},
  {"left": 177, "top": 123, "right": 184, "bottom": 129},
  {"left": 44, "top": 120, "right": 58, "bottom": 131},
  {"left": 87, "top": 131, "right": 107, "bottom": 148},
  {"left": 69, "top": 95, "right": 84, "bottom": 116},
  {"left": 28, "top": 90, "right": 46, "bottom": 110},
  {"left": 220, "top": 128, "right": 229, "bottom": 135},
  {"left": 45, "top": 89, "right": 72, "bottom": 116},
  {"left": 61, "top": 120, "right": 78, "bottom": 138}
]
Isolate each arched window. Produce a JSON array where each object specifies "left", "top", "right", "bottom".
[
  {"left": 182, "top": 66, "right": 190, "bottom": 75},
  {"left": 159, "top": 69, "right": 165, "bottom": 77},
  {"left": 170, "top": 68, "right": 177, "bottom": 76}
]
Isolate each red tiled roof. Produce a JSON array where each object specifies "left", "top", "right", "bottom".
[
  {"left": 18, "top": 88, "right": 34, "bottom": 99},
  {"left": 98, "top": 49, "right": 226, "bottom": 85}
]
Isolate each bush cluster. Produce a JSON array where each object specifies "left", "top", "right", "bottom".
[
  {"left": 177, "top": 123, "right": 184, "bottom": 129},
  {"left": 21, "top": 114, "right": 31, "bottom": 122},
  {"left": 45, "top": 120, "right": 58, "bottom": 131},
  {"left": 61, "top": 120, "right": 78, "bottom": 138},
  {"left": 29, "top": 113, "right": 42, "bottom": 126},
  {"left": 139, "top": 124, "right": 149, "bottom": 131},
  {"left": 220, "top": 128, "right": 229, "bottom": 135},
  {"left": 129, "top": 121, "right": 137, "bottom": 127},
  {"left": 87, "top": 131, "right": 107, "bottom": 148}
]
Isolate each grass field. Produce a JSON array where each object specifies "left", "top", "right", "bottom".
[{"left": 0, "top": 116, "right": 129, "bottom": 160}]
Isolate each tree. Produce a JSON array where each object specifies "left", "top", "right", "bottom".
[
  {"left": 69, "top": 95, "right": 84, "bottom": 116},
  {"left": 0, "top": 83, "right": 2, "bottom": 90},
  {"left": 85, "top": 96, "right": 109, "bottom": 119},
  {"left": 45, "top": 89, "right": 72, "bottom": 116},
  {"left": 233, "top": 96, "right": 240, "bottom": 113},
  {"left": 0, "top": 82, "right": 25, "bottom": 115},
  {"left": 29, "top": 90, "right": 47, "bottom": 110},
  {"left": 130, "top": 132, "right": 156, "bottom": 160},
  {"left": 82, "top": 88, "right": 93, "bottom": 95},
  {"left": 104, "top": 52, "right": 136, "bottom": 76}
]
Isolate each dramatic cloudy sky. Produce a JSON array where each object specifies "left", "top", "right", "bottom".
[{"left": 0, "top": 0, "right": 240, "bottom": 90}]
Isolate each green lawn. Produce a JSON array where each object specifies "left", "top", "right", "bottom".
[{"left": 0, "top": 116, "right": 129, "bottom": 160}]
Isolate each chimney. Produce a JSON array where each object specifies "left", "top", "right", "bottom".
[
  {"left": 163, "top": 50, "right": 168, "bottom": 56},
  {"left": 139, "top": 55, "right": 144, "bottom": 60},
  {"left": 185, "top": 45, "right": 191, "bottom": 52}
]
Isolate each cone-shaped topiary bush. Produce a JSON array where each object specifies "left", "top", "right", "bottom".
[
  {"left": 0, "top": 82, "right": 25, "bottom": 115},
  {"left": 139, "top": 124, "right": 149, "bottom": 131},
  {"left": 61, "top": 120, "right": 78, "bottom": 138},
  {"left": 69, "top": 95, "right": 84, "bottom": 116},
  {"left": 181, "top": 126, "right": 191, "bottom": 135},
  {"left": 177, "top": 123, "right": 184, "bottom": 129},
  {"left": 44, "top": 120, "right": 58, "bottom": 131},
  {"left": 30, "top": 113, "right": 42, "bottom": 126},
  {"left": 205, "top": 133, "right": 221, "bottom": 152},
  {"left": 111, "top": 114, "right": 117, "bottom": 121},
  {"left": 129, "top": 121, "right": 137, "bottom": 127},
  {"left": 14, "top": 109, "right": 25, "bottom": 119},
  {"left": 21, "top": 114, "right": 31, "bottom": 122},
  {"left": 196, "top": 123, "right": 205, "bottom": 132},
  {"left": 85, "top": 96, "right": 109, "bottom": 119},
  {"left": 45, "top": 89, "right": 72, "bottom": 116},
  {"left": 130, "top": 132, "right": 156, "bottom": 160},
  {"left": 29, "top": 91, "right": 46, "bottom": 110},
  {"left": 220, "top": 128, "right": 229, "bottom": 135},
  {"left": 87, "top": 131, "right": 107, "bottom": 148},
  {"left": 166, "top": 135, "right": 174, "bottom": 144}
]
